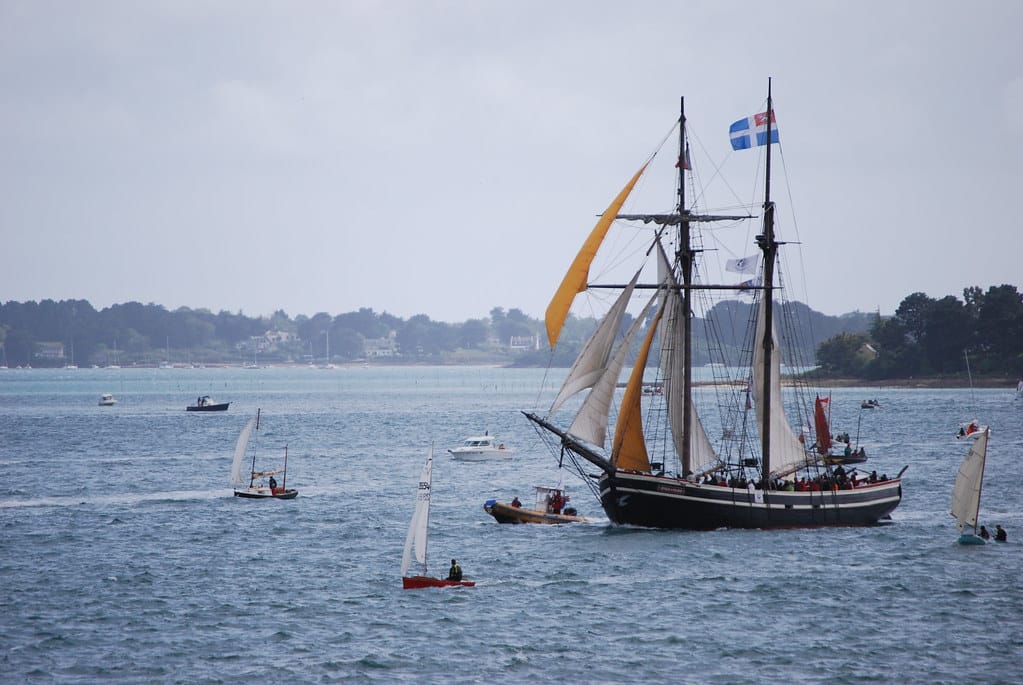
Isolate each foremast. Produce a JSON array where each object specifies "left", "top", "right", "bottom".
[
  {"left": 536, "top": 96, "right": 749, "bottom": 482},
  {"left": 616, "top": 98, "right": 745, "bottom": 476},
  {"left": 677, "top": 98, "right": 696, "bottom": 475}
]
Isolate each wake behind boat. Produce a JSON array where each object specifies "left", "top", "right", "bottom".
[
  {"left": 525, "top": 81, "right": 904, "bottom": 530},
  {"left": 230, "top": 409, "right": 298, "bottom": 499},
  {"left": 402, "top": 448, "right": 475, "bottom": 589},
  {"left": 188, "top": 395, "right": 230, "bottom": 412}
]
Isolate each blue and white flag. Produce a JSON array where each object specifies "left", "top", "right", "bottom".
[
  {"left": 726, "top": 255, "right": 759, "bottom": 275},
  {"left": 738, "top": 276, "right": 762, "bottom": 295},
  {"left": 729, "top": 111, "right": 779, "bottom": 151}
]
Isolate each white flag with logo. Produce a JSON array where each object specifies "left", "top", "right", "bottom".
[{"left": 726, "top": 255, "right": 758, "bottom": 275}]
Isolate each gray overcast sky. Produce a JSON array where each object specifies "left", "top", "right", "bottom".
[{"left": 2, "top": 1, "right": 1021, "bottom": 323}]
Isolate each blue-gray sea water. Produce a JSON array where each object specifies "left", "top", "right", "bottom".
[{"left": 1, "top": 366, "right": 1021, "bottom": 684}]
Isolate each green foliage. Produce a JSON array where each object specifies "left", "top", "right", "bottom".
[
  {"left": 5, "top": 283, "right": 1019, "bottom": 375},
  {"left": 817, "top": 284, "right": 1023, "bottom": 379}
]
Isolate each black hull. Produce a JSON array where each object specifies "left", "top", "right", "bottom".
[
  {"left": 599, "top": 471, "right": 901, "bottom": 530},
  {"left": 187, "top": 403, "right": 230, "bottom": 412},
  {"left": 234, "top": 489, "right": 298, "bottom": 499}
]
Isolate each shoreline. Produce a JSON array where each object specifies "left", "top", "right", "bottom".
[{"left": 793, "top": 376, "right": 1018, "bottom": 390}]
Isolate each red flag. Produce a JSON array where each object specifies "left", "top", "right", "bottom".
[{"left": 674, "top": 146, "right": 692, "bottom": 170}]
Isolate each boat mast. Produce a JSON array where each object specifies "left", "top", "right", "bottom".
[
  {"left": 282, "top": 444, "right": 288, "bottom": 491},
  {"left": 758, "top": 78, "right": 777, "bottom": 481},
  {"left": 678, "top": 97, "right": 694, "bottom": 474},
  {"left": 973, "top": 429, "right": 987, "bottom": 535},
  {"left": 249, "top": 408, "right": 261, "bottom": 488},
  {"left": 423, "top": 449, "right": 432, "bottom": 574}
]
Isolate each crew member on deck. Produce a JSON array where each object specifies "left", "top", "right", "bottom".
[
  {"left": 995, "top": 525, "right": 1008, "bottom": 542},
  {"left": 448, "top": 559, "right": 462, "bottom": 581},
  {"left": 980, "top": 525, "right": 991, "bottom": 540},
  {"left": 269, "top": 476, "right": 278, "bottom": 493}
]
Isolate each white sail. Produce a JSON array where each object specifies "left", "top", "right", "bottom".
[
  {"left": 401, "top": 449, "right": 434, "bottom": 576},
  {"left": 752, "top": 293, "right": 808, "bottom": 477},
  {"left": 568, "top": 291, "right": 658, "bottom": 448},
  {"left": 230, "top": 416, "right": 257, "bottom": 486},
  {"left": 951, "top": 427, "right": 988, "bottom": 533},
  {"left": 656, "top": 241, "right": 718, "bottom": 472},
  {"left": 549, "top": 268, "right": 642, "bottom": 415}
]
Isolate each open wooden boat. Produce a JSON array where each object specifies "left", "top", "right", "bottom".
[{"left": 484, "top": 484, "right": 591, "bottom": 524}]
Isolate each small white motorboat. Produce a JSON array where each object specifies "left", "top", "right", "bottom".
[
  {"left": 98, "top": 393, "right": 117, "bottom": 406},
  {"left": 448, "top": 432, "right": 512, "bottom": 461}
]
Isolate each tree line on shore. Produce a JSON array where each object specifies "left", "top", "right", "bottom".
[
  {"left": 0, "top": 297, "right": 870, "bottom": 368},
  {"left": 815, "top": 285, "right": 1023, "bottom": 379},
  {"left": 3, "top": 284, "right": 1018, "bottom": 377}
]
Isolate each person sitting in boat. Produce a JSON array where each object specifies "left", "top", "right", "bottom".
[
  {"left": 995, "top": 525, "right": 1007, "bottom": 542},
  {"left": 843, "top": 443, "right": 852, "bottom": 458},
  {"left": 979, "top": 526, "right": 991, "bottom": 540},
  {"left": 448, "top": 559, "right": 462, "bottom": 581},
  {"left": 269, "top": 476, "right": 278, "bottom": 493},
  {"left": 511, "top": 497, "right": 522, "bottom": 508},
  {"left": 959, "top": 421, "right": 979, "bottom": 437}
]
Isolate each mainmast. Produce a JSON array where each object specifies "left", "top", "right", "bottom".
[
  {"left": 757, "top": 78, "right": 778, "bottom": 481},
  {"left": 677, "top": 97, "right": 694, "bottom": 474}
]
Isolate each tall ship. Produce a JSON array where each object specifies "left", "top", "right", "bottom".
[{"left": 525, "top": 81, "right": 904, "bottom": 530}]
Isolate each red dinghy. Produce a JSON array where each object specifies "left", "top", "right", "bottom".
[
  {"left": 401, "top": 448, "right": 475, "bottom": 590},
  {"left": 402, "top": 576, "right": 475, "bottom": 590}
]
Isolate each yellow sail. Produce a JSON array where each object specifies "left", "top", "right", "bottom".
[
  {"left": 611, "top": 300, "right": 664, "bottom": 472},
  {"left": 545, "top": 163, "right": 650, "bottom": 348}
]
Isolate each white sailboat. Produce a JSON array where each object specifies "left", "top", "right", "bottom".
[
  {"left": 230, "top": 409, "right": 298, "bottom": 499},
  {"left": 401, "top": 448, "right": 474, "bottom": 589},
  {"left": 951, "top": 425, "right": 989, "bottom": 545}
]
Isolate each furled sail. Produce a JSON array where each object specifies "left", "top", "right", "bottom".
[
  {"left": 545, "top": 163, "right": 649, "bottom": 348},
  {"left": 568, "top": 292, "right": 657, "bottom": 448},
  {"left": 612, "top": 297, "right": 665, "bottom": 471},
  {"left": 656, "top": 242, "right": 718, "bottom": 473},
  {"left": 230, "top": 416, "right": 257, "bottom": 486},
  {"left": 951, "top": 428, "right": 987, "bottom": 533},
  {"left": 752, "top": 292, "right": 809, "bottom": 477},
  {"left": 401, "top": 449, "right": 434, "bottom": 576},
  {"left": 549, "top": 268, "right": 642, "bottom": 415}
]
